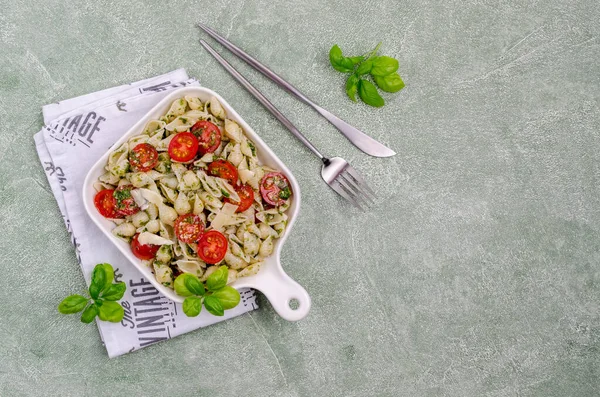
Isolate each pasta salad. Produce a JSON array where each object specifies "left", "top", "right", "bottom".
[{"left": 93, "top": 95, "right": 293, "bottom": 290}]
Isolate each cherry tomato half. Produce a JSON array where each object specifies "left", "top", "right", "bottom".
[
  {"left": 114, "top": 184, "right": 140, "bottom": 217},
  {"left": 207, "top": 160, "right": 238, "bottom": 185},
  {"left": 191, "top": 120, "right": 221, "bottom": 155},
  {"left": 94, "top": 189, "right": 120, "bottom": 218},
  {"left": 224, "top": 184, "right": 254, "bottom": 212},
  {"left": 260, "top": 172, "right": 292, "bottom": 206},
  {"left": 168, "top": 132, "right": 199, "bottom": 163},
  {"left": 131, "top": 233, "right": 160, "bottom": 260},
  {"left": 197, "top": 230, "right": 228, "bottom": 264},
  {"left": 174, "top": 214, "right": 205, "bottom": 243},
  {"left": 129, "top": 143, "right": 159, "bottom": 172}
]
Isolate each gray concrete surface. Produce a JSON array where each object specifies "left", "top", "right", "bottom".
[{"left": 1, "top": 0, "right": 599, "bottom": 395}]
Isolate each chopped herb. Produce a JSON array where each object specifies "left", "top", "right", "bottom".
[
  {"left": 113, "top": 188, "right": 131, "bottom": 203},
  {"left": 279, "top": 186, "right": 291, "bottom": 200},
  {"left": 247, "top": 141, "right": 256, "bottom": 156}
]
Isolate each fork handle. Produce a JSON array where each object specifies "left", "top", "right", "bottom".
[{"left": 200, "top": 40, "right": 325, "bottom": 161}]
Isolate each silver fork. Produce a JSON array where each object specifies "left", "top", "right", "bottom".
[{"left": 199, "top": 40, "right": 375, "bottom": 209}]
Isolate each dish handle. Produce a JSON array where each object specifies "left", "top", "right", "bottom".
[{"left": 242, "top": 265, "right": 311, "bottom": 321}]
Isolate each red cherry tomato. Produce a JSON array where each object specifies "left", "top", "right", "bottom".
[
  {"left": 224, "top": 184, "right": 254, "bottom": 212},
  {"left": 94, "top": 189, "right": 120, "bottom": 218},
  {"left": 168, "top": 132, "right": 199, "bottom": 163},
  {"left": 131, "top": 233, "right": 160, "bottom": 260},
  {"left": 174, "top": 214, "right": 205, "bottom": 243},
  {"left": 260, "top": 172, "right": 292, "bottom": 206},
  {"left": 129, "top": 143, "right": 159, "bottom": 172},
  {"left": 207, "top": 160, "right": 238, "bottom": 185},
  {"left": 114, "top": 185, "right": 140, "bottom": 217},
  {"left": 191, "top": 120, "right": 221, "bottom": 155},
  {"left": 197, "top": 230, "right": 228, "bottom": 264}
]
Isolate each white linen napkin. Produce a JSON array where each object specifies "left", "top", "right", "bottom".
[{"left": 34, "top": 69, "right": 258, "bottom": 358}]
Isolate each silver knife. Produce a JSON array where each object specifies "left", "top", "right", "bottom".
[{"left": 196, "top": 22, "right": 396, "bottom": 158}]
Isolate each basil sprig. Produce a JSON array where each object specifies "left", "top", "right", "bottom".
[
  {"left": 174, "top": 266, "right": 241, "bottom": 317},
  {"left": 329, "top": 42, "right": 404, "bottom": 107},
  {"left": 58, "top": 263, "right": 126, "bottom": 323}
]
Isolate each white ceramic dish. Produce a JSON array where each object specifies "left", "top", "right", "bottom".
[{"left": 82, "top": 87, "right": 310, "bottom": 321}]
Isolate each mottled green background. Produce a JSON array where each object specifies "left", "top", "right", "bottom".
[{"left": 1, "top": 0, "right": 599, "bottom": 395}]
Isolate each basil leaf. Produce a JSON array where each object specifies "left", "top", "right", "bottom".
[
  {"left": 373, "top": 73, "right": 405, "bottom": 93},
  {"left": 101, "top": 282, "right": 126, "bottom": 301},
  {"left": 206, "top": 266, "right": 229, "bottom": 292},
  {"left": 370, "top": 56, "right": 399, "bottom": 76},
  {"left": 349, "top": 56, "right": 364, "bottom": 65},
  {"left": 174, "top": 274, "right": 194, "bottom": 297},
  {"left": 358, "top": 80, "right": 385, "bottom": 108},
  {"left": 204, "top": 295, "right": 224, "bottom": 316},
  {"left": 89, "top": 264, "right": 107, "bottom": 299},
  {"left": 58, "top": 294, "right": 88, "bottom": 314},
  {"left": 329, "top": 45, "right": 355, "bottom": 73},
  {"left": 211, "top": 286, "right": 241, "bottom": 310},
  {"left": 97, "top": 301, "right": 124, "bottom": 323},
  {"left": 345, "top": 74, "right": 359, "bottom": 102},
  {"left": 184, "top": 275, "right": 205, "bottom": 296},
  {"left": 182, "top": 296, "right": 202, "bottom": 317},
  {"left": 356, "top": 60, "right": 373, "bottom": 76},
  {"left": 80, "top": 304, "right": 99, "bottom": 323},
  {"left": 99, "top": 263, "right": 114, "bottom": 291}
]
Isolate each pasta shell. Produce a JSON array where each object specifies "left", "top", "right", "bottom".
[
  {"left": 174, "top": 192, "right": 192, "bottom": 215},
  {"left": 143, "top": 120, "right": 166, "bottom": 135},
  {"left": 258, "top": 235, "right": 274, "bottom": 257},
  {"left": 93, "top": 181, "right": 114, "bottom": 192},
  {"left": 209, "top": 96, "right": 226, "bottom": 119},
  {"left": 159, "top": 183, "right": 178, "bottom": 203},
  {"left": 146, "top": 204, "right": 159, "bottom": 220},
  {"left": 243, "top": 231, "right": 260, "bottom": 257},
  {"left": 192, "top": 193, "right": 205, "bottom": 215},
  {"left": 158, "top": 204, "right": 178, "bottom": 226},
  {"left": 184, "top": 96, "right": 203, "bottom": 110},
  {"left": 112, "top": 222, "right": 136, "bottom": 239},
  {"left": 224, "top": 251, "right": 248, "bottom": 270},
  {"left": 200, "top": 265, "right": 219, "bottom": 282},
  {"left": 224, "top": 119, "right": 243, "bottom": 142},
  {"left": 153, "top": 263, "right": 173, "bottom": 288},
  {"left": 227, "top": 269, "right": 238, "bottom": 285},
  {"left": 175, "top": 260, "right": 205, "bottom": 277},
  {"left": 165, "top": 98, "right": 188, "bottom": 121},
  {"left": 240, "top": 137, "right": 254, "bottom": 157},
  {"left": 165, "top": 115, "right": 196, "bottom": 132},
  {"left": 227, "top": 144, "right": 244, "bottom": 167},
  {"left": 156, "top": 245, "right": 173, "bottom": 264},
  {"left": 238, "top": 262, "right": 262, "bottom": 278},
  {"left": 131, "top": 211, "right": 150, "bottom": 228},
  {"left": 161, "top": 175, "right": 178, "bottom": 189},
  {"left": 179, "top": 170, "right": 200, "bottom": 191},
  {"left": 99, "top": 171, "right": 121, "bottom": 185},
  {"left": 155, "top": 134, "right": 175, "bottom": 151},
  {"left": 128, "top": 134, "right": 149, "bottom": 146},
  {"left": 106, "top": 143, "right": 129, "bottom": 176}
]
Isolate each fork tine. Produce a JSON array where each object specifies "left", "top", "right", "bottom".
[
  {"left": 338, "top": 172, "right": 372, "bottom": 207},
  {"left": 330, "top": 180, "right": 363, "bottom": 210},
  {"left": 339, "top": 171, "right": 374, "bottom": 206},
  {"left": 336, "top": 175, "right": 367, "bottom": 209},
  {"left": 344, "top": 166, "right": 377, "bottom": 199}
]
